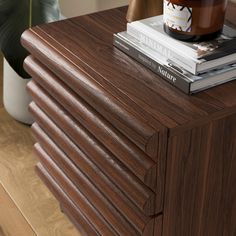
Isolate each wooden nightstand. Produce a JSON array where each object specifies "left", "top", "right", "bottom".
[{"left": 22, "top": 5, "right": 236, "bottom": 236}]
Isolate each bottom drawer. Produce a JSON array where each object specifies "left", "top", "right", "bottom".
[{"left": 36, "top": 163, "right": 98, "bottom": 236}]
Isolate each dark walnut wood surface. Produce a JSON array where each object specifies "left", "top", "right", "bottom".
[
  {"left": 22, "top": 3, "right": 236, "bottom": 236},
  {"left": 22, "top": 3, "right": 236, "bottom": 136}
]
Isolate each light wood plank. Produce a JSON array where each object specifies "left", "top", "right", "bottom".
[{"left": 0, "top": 183, "right": 36, "bottom": 236}]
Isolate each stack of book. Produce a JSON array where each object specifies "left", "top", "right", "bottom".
[{"left": 113, "top": 15, "right": 236, "bottom": 94}]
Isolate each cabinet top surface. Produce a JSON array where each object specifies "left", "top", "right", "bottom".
[{"left": 26, "top": 4, "right": 236, "bottom": 130}]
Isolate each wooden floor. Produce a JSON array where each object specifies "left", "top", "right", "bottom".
[
  {"left": 0, "top": 185, "right": 36, "bottom": 236},
  {"left": 0, "top": 55, "right": 80, "bottom": 236}
]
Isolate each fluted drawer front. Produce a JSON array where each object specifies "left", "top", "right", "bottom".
[
  {"left": 28, "top": 80, "right": 161, "bottom": 215},
  {"left": 35, "top": 163, "right": 99, "bottom": 236},
  {"left": 25, "top": 55, "right": 164, "bottom": 234},
  {"left": 30, "top": 97, "right": 157, "bottom": 214},
  {"left": 23, "top": 53, "right": 160, "bottom": 159},
  {"left": 27, "top": 80, "right": 156, "bottom": 190},
  {"left": 24, "top": 64, "right": 157, "bottom": 190},
  {"left": 34, "top": 142, "right": 156, "bottom": 236},
  {"left": 25, "top": 55, "right": 166, "bottom": 214},
  {"left": 32, "top": 123, "right": 153, "bottom": 232},
  {"left": 24, "top": 55, "right": 159, "bottom": 159}
]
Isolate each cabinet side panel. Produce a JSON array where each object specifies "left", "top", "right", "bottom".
[{"left": 163, "top": 114, "right": 236, "bottom": 236}]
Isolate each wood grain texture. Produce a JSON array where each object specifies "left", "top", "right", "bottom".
[
  {"left": 0, "top": 184, "right": 36, "bottom": 236},
  {"left": 21, "top": 27, "right": 160, "bottom": 159},
  {"left": 163, "top": 114, "right": 236, "bottom": 236},
  {"left": 24, "top": 57, "right": 157, "bottom": 190},
  {"left": 29, "top": 103, "right": 156, "bottom": 235},
  {"left": 21, "top": 4, "right": 236, "bottom": 134},
  {"left": 35, "top": 146, "right": 117, "bottom": 236},
  {"left": 34, "top": 142, "right": 155, "bottom": 236},
  {"left": 21, "top": 3, "right": 236, "bottom": 236},
  {"left": 0, "top": 108, "right": 80, "bottom": 236},
  {"left": 35, "top": 163, "right": 99, "bottom": 236},
  {"left": 32, "top": 108, "right": 155, "bottom": 219},
  {"left": 27, "top": 80, "right": 157, "bottom": 215},
  {"left": 32, "top": 122, "right": 155, "bottom": 233},
  {"left": 154, "top": 214, "right": 163, "bottom": 236}
]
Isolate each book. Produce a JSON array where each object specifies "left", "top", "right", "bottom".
[
  {"left": 127, "top": 15, "right": 236, "bottom": 75},
  {"left": 113, "top": 31, "right": 236, "bottom": 94}
]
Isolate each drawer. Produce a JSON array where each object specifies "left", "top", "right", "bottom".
[
  {"left": 36, "top": 163, "right": 98, "bottom": 236},
  {"left": 24, "top": 55, "right": 160, "bottom": 159},
  {"left": 34, "top": 141, "right": 156, "bottom": 236},
  {"left": 29, "top": 94, "right": 157, "bottom": 215},
  {"left": 27, "top": 79, "right": 161, "bottom": 190}
]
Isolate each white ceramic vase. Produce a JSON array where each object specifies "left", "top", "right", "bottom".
[{"left": 3, "top": 58, "right": 34, "bottom": 125}]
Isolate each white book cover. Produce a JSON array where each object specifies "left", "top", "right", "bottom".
[
  {"left": 127, "top": 15, "right": 236, "bottom": 59},
  {"left": 118, "top": 31, "right": 236, "bottom": 82},
  {"left": 127, "top": 15, "right": 236, "bottom": 74}
]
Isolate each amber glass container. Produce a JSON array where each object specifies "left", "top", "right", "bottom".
[{"left": 163, "top": 0, "right": 228, "bottom": 41}]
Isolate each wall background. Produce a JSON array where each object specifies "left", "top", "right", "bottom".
[{"left": 59, "top": 0, "right": 128, "bottom": 17}]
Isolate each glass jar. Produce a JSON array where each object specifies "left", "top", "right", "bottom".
[{"left": 163, "top": 0, "right": 228, "bottom": 41}]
